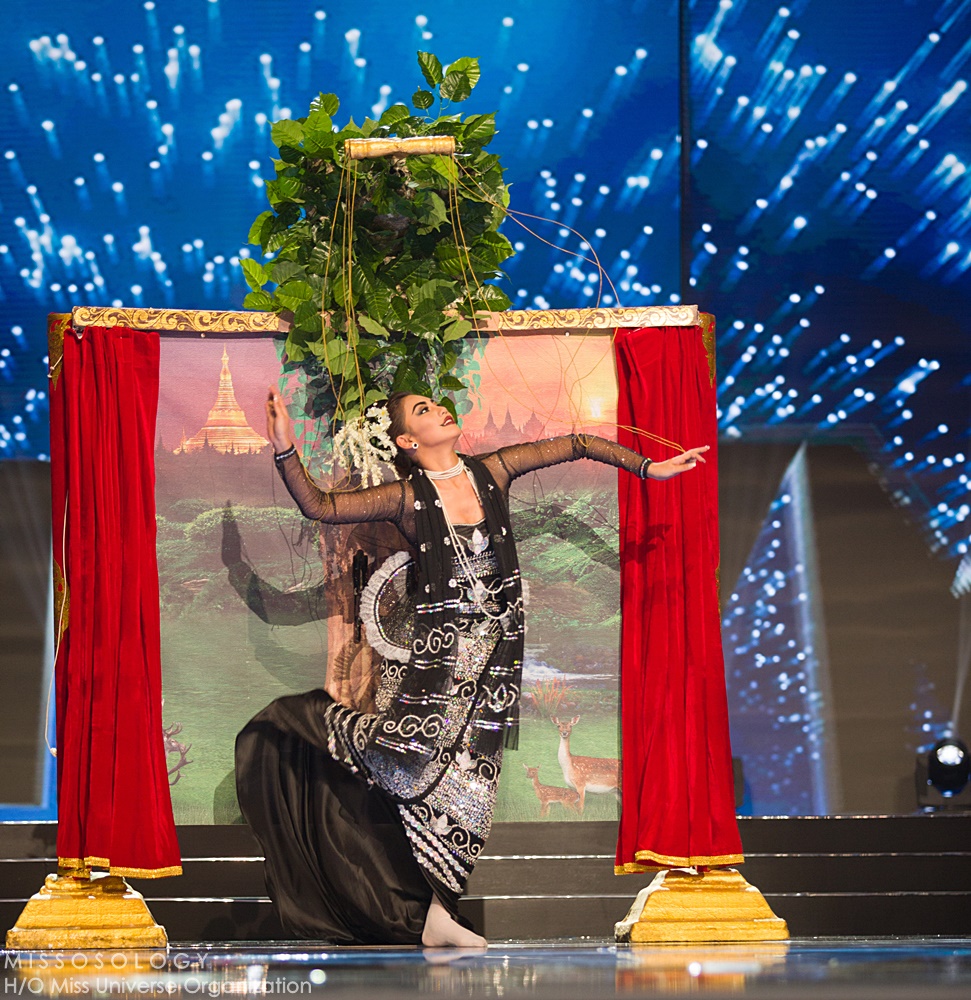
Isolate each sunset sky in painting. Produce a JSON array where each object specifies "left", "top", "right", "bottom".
[
  {"left": 156, "top": 333, "right": 621, "bottom": 453},
  {"left": 459, "top": 333, "right": 619, "bottom": 440}
]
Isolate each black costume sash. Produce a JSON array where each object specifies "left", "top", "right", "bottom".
[{"left": 362, "top": 456, "right": 524, "bottom": 803}]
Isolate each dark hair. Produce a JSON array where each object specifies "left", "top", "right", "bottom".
[{"left": 386, "top": 390, "right": 416, "bottom": 479}]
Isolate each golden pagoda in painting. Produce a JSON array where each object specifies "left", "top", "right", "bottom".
[{"left": 175, "top": 346, "right": 269, "bottom": 455}]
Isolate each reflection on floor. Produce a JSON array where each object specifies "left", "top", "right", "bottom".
[{"left": 4, "top": 939, "right": 971, "bottom": 998}]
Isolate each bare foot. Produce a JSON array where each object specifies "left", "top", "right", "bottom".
[{"left": 421, "top": 897, "right": 487, "bottom": 948}]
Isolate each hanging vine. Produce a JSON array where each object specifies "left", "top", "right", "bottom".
[{"left": 243, "top": 51, "right": 514, "bottom": 427}]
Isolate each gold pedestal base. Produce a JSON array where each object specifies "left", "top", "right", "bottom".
[
  {"left": 615, "top": 868, "right": 789, "bottom": 943},
  {"left": 5, "top": 872, "right": 168, "bottom": 950}
]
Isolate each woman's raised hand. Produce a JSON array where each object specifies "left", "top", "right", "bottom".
[
  {"left": 646, "top": 445, "right": 710, "bottom": 480},
  {"left": 266, "top": 385, "right": 294, "bottom": 454}
]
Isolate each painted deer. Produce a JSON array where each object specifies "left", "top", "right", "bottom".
[
  {"left": 551, "top": 715, "right": 620, "bottom": 814},
  {"left": 522, "top": 764, "right": 580, "bottom": 818}
]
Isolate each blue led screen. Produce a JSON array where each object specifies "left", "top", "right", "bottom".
[
  {"left": 0, "top": 0, "right": 679, "bottom": 457},
  {"left": 689, "top": 0, "right": 970, "bottom": 814}
]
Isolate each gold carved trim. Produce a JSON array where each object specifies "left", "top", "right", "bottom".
[
  {"left": 59, "top": 856, "right": 182, "bottom": 879},
  {"left": 700, "top": 311, "right": 716, "bottom": 386},
  {"left": 72, "top": 306, "right": 289, "bottom": 334},
  {"left": 345, "top": 135, "right": 456, "bottom": 159},
  {"left": 47, "top": 313, "right": 71, "bottom": 390},
  {"left": 69, "top": 305, "right": 703, "bottom": 336},
  {"left": 53, "top": 559, "right": 69, "bottom": 649},
  {"left": 473, "top": 306, "right": 699, "bottom": 332}
]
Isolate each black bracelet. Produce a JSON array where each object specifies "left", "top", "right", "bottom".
[
  {"left": 639, "top": 457, "right": 653, "bottom": 480},
  {"left": 273, "top": 445, "right": 297, "bottom": 462}
]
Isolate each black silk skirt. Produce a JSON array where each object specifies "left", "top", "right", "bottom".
[{"left": 235, "top": 689, "right": 465, "bottom": 944}]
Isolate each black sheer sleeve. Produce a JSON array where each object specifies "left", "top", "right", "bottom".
[
  {"left": 481, "top": 435, "right": 651, "bottom": 492},
  {"left": 274, "top": 452, "right": 408, "bottom": 527}
]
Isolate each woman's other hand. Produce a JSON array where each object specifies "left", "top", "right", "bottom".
[
  {"left": 266, "top": 386, "right": 294, "bottom": 454},
  {"left": 647, "top": 445, "right": 710, "bottom": 480}
]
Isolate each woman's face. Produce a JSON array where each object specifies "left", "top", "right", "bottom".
[{"left": 395, "top": 395, "right": 462, "bottom": 452}]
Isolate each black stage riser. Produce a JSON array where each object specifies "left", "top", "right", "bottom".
[{"left": 2, "top": 817, "right": 970, "bottom": 941}]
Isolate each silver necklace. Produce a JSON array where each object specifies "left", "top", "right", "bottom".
[{"left": 429, "top": 475, "right": 507, "bottom": 621}]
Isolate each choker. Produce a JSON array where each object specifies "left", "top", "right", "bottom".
[{"left": 424, "top": 458, "right": 465, "bottom": 481}]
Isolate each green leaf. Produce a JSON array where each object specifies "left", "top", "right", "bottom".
[
  {"left": 240, "top": 258, "right": 268, "bottom": 292},
  {"left": 415, "top": 191, "right": 448, "bottom": 234},
  {"left": 407, "top": 278, "right": 453, "bottom": 311},
  {"left": 247, "top": 211, "right": 272, "bottom": 246},
  {"left": 284, "top": 333, "right": 309, "bottom": 363},
  {"left": 378, "top": 103, "right": 411, "bottom": 127},
  {"left": 243, "top": 289, "right": 275, "bottom": 311},
  {"left": 355, "top": 338, "right": 380, "bottom": 361},
  {"left": 440, "top": 70, "right": 473, "bottom": 104},
  {"left": 473, "top": 284, "right": 512, "bottom": 310},
  {"left": 462, "top": 113, "right": 496, "bottom": 145},
  {"left": 439, "top": 374, "right": 466, "bottom": 390},
  {"left": 303, "top": 110, "right": 335, "bottom": 155},
  {"left": 275, "top": 281, "right": 316, "bottom": 312},
  {"left": 389, "top": 295, "right": 410, "bottom": 328},
  {"left": 270, "top": 119, "right": 305, "bottom": 149},
  {"left": 292, "top": 299, "right": 321, "bottom": 332},
  {"left": 305, "top": 109, "right": 333, "bottom": 134},
  {"left": 266, "top": 175, "right": 305, "bottom": 206},
  {"left": 310, "top": 92, "right": 340, "bottom": 116},
  {"left": 323, "top": 338, "right": 358, "bottom": 378},
  {"left": 362, "top": 280, "right": 394, "bottom": 323},
  {"left": 444, "top": 57, "right": 480, "bottom": 90},
  {"left": 429, "top": 155, "right": 459, "bottom": 185},
  {"left": 442, "top": 318, "right": 472, "bottom": 343},
  {"left": 417, "top": 51, "right": 444, "bottom": 87},
  {"left": 332, "top": 273, "right": 363, "bottom": 312},
  {"left": 412, "top": 88, "right": 435, "bottom": 111},
  {"left": 391, "top": 363, "right": 413, "bottom": 392},
  {"left": 357, "top": 314, "right": 389, "bottom": 339},
  {"left": 409, "top": 300, "right": 446, "bottom": 335},
  {"left": 307, "top": 243, "right": 338, "bottom": 275},
  {"left": 276, "top": 281, "right": 314, "bottom": 302},
  {"left": 267, "top": 259, "right": 307, "bottom": 285}
]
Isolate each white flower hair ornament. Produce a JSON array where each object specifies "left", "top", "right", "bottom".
[{"left": 332, "top": 404, "right": 396, "bottom": 487}]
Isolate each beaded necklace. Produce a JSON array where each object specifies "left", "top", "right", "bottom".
[{"left": 427, "top": 460, "right": 506, "bottom": 621}]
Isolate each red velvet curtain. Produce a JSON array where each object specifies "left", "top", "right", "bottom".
[
  {"left": 49, "top": 320, "right": 181, "bottom": 878},
  {"left": 614, "top": 322, "right": 743, "bottom": 871}
]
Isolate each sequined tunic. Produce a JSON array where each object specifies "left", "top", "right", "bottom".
[{"left": 238, "top": 436, "right": 651, "bottom": 940}]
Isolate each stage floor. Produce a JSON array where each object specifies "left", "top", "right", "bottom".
[{"left": 5, "top": 939, "right": 971, "bottom": 998}]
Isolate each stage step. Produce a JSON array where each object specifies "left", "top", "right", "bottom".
[{"left": 2, "top": 816, "right": 970, "bottom": 941}]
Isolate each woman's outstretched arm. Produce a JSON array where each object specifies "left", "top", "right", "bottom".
[
  {"left": 267, "top": 386, "right": 405, "bottom": 525},
  {"left": 488, "top": 434, "right": 709, "bottom": 487}
]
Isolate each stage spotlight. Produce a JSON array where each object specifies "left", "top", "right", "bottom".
[
  {"left": 916, "top": 737, "right": 971, "bottom": 811},
  {"left": 928, "top": 738, "right": 969, "bottom": 794}
]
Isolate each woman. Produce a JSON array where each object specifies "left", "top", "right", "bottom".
[{"left": 236, "top": 387, "right": 708, "bottom": 947}]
